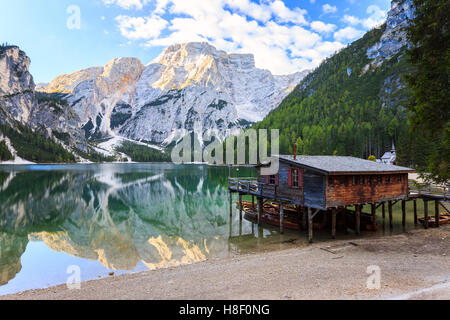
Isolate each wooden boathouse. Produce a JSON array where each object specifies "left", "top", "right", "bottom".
[{"left": 228, "top": 155, "right": 426, "bottom": 242}]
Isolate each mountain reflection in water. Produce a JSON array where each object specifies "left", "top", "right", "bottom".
[{"left": 0, "top": 164, "right": 261, "bottom": 287}]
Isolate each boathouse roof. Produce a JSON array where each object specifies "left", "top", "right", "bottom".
[{"left": 278, "top": 155, "right": 414, "bottom": 175}]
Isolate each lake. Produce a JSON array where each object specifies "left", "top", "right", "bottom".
[{"left": 0, "top": 163, "right": 424, "bottom": 295}]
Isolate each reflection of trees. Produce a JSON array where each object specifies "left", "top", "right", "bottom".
[
  {"left": 0, "top": 171, "right": 79, "bottom": 234},
  {"left": 0, "top": 165, "right": 240, "bottom": 284},
  {"left": 47, "top": 166, "right": 233, "bottom": 270},
  {"left": 0, "top": 170, "right": 88, "bottom": 285}
]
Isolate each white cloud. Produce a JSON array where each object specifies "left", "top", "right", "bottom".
[
  {"left": 322, "top": 4, "right": 337, "bottom": 14},
  {"left": 109, "top": 0, "right": 353, "bottom": 75},
  {"left": 103, "top": 0, "right": 150, "bottom": 10},
  {"left": 334, "top": 26, "right": 364, "bottom": 42},
  {"left": 342, "top": 5, "right": 387, "bottom": 29},
  {"left": 310, "top": 21, "right": 337, "bottom": 34},
  {"left": 116, "top": 15, "right": 168, "bottom": 39}
]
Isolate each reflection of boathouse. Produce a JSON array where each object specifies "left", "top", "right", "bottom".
[{"left": 229, "top": 155, "right": 416, "bottom": 242}]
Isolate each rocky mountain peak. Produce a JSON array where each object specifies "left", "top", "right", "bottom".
[
  {"left": 366, "top": 0, "right": 414, "bottom": 67},
  {"left": 0, "top": 46, "right": 34, "bottom": 96},
  {"left": 154, "top": 42, "right": 256, "bottom": 71},
  {"left": 30, "top": 42, "right": 309, "bottom": 146}
]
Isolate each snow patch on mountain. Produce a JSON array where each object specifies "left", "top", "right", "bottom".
[{"left": 40, "top": 42, "right": 309, "bottom": 146}]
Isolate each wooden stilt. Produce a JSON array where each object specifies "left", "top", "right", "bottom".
[
  {"left": 413, "top": 199, "right": 418, "bottom": 225},
  {"left": 280, "top": 202, "right": 284, "bottom": 234},
  {"left": 382, "top": 202, "right": 386, "bottom": 220},
  {"left": 402, "top": 200, "right": 406, "bottom": 227},
  {"left": 239, "top": 194, "right": 243, "bottom": 221},
  {"left": 331, "top": 208, "right": 337, "bottom": 239},
  {"left": 229, "top": 192, "right": 233, "bottom": 217},
  {"left": 424, "top": 200, "right": 428, "bottom": 229},
  {"left": 302, "top": 206, "right": 307, "bottom": 230},
  {"left": 388, "top": 201, "right": 393, "bottom": 229},
  {"left": 308, "top": 207, "right": 313, "bottom": 243},
  {"left": 435, "top": 200, "right": 440, "bottom": 228},
  {"left": 371, "top": 203, "right": 376, "bottom": 225},
  {"left": 229, "top": 213, "right": 232, "bottom": 237},
  {"left": 257, "top": 198, "right": 263, "bottom": 225},
  {"left": 356, "top": 205, "right": 361, "bottom": 235}
]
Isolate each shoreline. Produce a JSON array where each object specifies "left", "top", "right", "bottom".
[{"left": 2, "top": 225, "right": 449, "bottom": 300}]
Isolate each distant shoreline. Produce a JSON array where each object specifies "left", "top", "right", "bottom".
[{"left": 3, "top": 226, "right": 449, "bottom": 300}]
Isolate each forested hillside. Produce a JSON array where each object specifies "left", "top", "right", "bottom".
[{"left": 253, "top": 24, "right": 419, "bottom": 165}]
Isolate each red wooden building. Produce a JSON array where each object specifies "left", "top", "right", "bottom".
[{"left": 229, "top": 155, "right": 415, "bottom": 242}]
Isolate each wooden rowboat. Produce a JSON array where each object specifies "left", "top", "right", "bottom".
[
  {"left": 419, "top": 214, "right": 450, "bottom": 227},
  {"left": 236, "top": 201, "right": 327, "bottom": 231}
]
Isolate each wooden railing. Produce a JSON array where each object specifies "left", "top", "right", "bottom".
[
  {"left": 228, "top": 178, "right": 277, "bottom": 198},
  {"left": 409, "top": 183, "right": 450, "bottom": 200},
  {"left": 228, "top": 178, "right": 260, "bottom": 193}
]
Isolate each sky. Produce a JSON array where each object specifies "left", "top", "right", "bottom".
[{"left": 0, "top": 0, "right": 391, "bottom": 83}]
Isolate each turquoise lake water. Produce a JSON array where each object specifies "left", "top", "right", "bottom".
[{"left": 0, "top": 163, "right": 425, "bottom": 295}]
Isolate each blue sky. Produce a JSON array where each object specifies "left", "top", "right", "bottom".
[{"left": 0, "top": 0, "right": 391, "bottom": 83}]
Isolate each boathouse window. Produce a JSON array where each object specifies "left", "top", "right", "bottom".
[
  {"left": 377, "top": 176, "right": 382, "bottom": 184},
  {"left": 339, "top": 176, "right": 345, "bottom": 185},
  {"left": 329, "top": 176, "right": 334, "bottom": 186},
  {"left": 269, "top": 175, "right": 276, "bottom": 185},
  {"left": 386, "top": 176, "right": 391, "bottom": 184},
  {"left": 292, "top": 169, "right": 299, "bottom": 188},
  {"left": 359, "top": 176, "right": 364, "bottom": 185},
  {"left": 352, "top": 176, "right": 357, "bottom": 186},
  {"left": 397, "top": 175, "right": 402, "bottom": 183},
  {"left": 266, "top": 175, "right": 278, "bottom": 185}
]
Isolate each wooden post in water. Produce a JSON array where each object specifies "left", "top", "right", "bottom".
[
  {"left": 388, "top": 201, "right": 393, "bottom": 229},
  {"left": 424, "top": 200, "right": 429, "bottom": 229},
  {"left": 402, "top": 200, "right": 406, "bottom": 228},
  {"left": 280, "top": 202, "right": 284, "bottom": 234},
  {"left": 355, "top": 205, "right": 361, "bottom": 235},
  {"left": 257, "top": 198, "right": 263, "bottom": 225},
  {"left": 435, "top": 200, "right": 440, "bottom": 228},
  {"left": 382, "top": 202, "right": 386, "bottom": 220},
  {"left": 413, "top": 199, "right": 418, "bottom": 225},
  {"left": 308, "top": 207, "right": 313, "bottom": 243},
  {"left": 239, "top": 194, "right": 243, "bottom": 221},
  {"left": 371, "top": 203, "right": 376, "bottom": 225},
  {"left": 229, "top": 192, "right": 233, "bottom": 217},
  {"left": 331, "top": 208, "right": 337, "bottom": 239}
]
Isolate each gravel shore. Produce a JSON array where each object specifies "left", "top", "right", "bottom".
[{"left": 2, "top": 225, "right": 449, "bottom": 300}]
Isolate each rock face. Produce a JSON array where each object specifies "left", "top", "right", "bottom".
[
  {"left": 40, "top": 42, "right": 308, "bottom": 145},
  {"left": 0, "top": 46, "right": 36, "bottom": 124},
  {"left": 0, "top": 46, "right": 89, "bottom": 154},
  {"left": 366, "top": 0, "right": 414, "bottom": 109},
  {"left": 366, "top": 0, "right": 414, "bottom": 67}
]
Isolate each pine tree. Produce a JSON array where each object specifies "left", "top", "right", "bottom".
[{"left": 404, "top": 0, "right": 450, "bottom": 184}]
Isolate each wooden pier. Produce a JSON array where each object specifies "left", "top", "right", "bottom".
[{"left": 228, "top": 156, "right": 449, "bottom": 243}]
